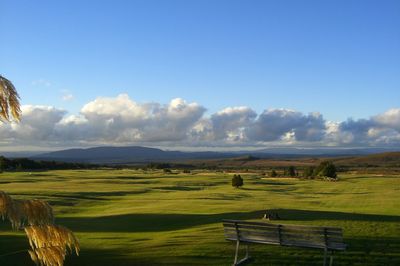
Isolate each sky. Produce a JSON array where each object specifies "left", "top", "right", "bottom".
[{"left": 1, "top": 0, "right": 400, "bottom": 151}]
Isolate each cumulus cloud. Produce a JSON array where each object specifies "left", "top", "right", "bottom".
[
  {"left": 329, "top": 108, "right": 400, "bottom": 146},
  {"left": 1, "top": 94, "right": 400, "bottom": 149},
  {"left": 0, "top": 105, "right": 66, "bottom": 143},
  {"left": 59, "top": 94, "right": 206, "bottom": 143},
  {"left": 210, "top": 106, "right": 256, "bottom": 141},
  {"left": 246, "top": 109, "right": 326, "bottom": 142}
]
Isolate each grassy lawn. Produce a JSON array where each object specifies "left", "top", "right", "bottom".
[{"left": 0, "top": 170, "right": 399, "bottom": 265}]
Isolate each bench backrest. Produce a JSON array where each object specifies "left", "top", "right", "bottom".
[{"left": 223, "top": 220, "right": 346, "bottom": 251}]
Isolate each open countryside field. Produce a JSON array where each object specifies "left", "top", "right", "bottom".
[{"left": 1, "top": 170, "right": 399, "bottom": 266}]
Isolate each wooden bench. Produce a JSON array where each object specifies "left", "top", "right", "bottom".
[{"left": 223, "top": 219, "right": 346, "bottom": 266}]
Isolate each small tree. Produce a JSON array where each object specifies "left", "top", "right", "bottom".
[
  {"left": 232, "top": 174, "right": 243, "bottom": 188},
  {"left": 0, "top": 156, "right": 7, "bottom": 172},
  {"left": 270, "top": 170, "right": 278, "bottom": 177},
  {"left": 303, "top": 166, "right": 315, "bottom": 178},
  {"left": 163, "top": 168, "right": 172, "bottom": 174},
  {"left": 287, "top": 166, "right": 296, "bottom": 177},
  {"left": 315, "top": 161, "right": 337, "bottom": 179}
]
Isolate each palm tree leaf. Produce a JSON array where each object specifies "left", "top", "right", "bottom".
[{"left": 0, "top": 75, "right": 21, "bottom": 121}]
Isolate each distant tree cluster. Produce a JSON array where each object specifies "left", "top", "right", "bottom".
[
  {"left": 147, "top": 163, "right": 171, "bottom": 169},
  {"left": 284, "top": 166, "right": 297, "bottom": 177},
  {"left": 303, "top": 161, "right": 337, "bottom": 179},
  {"left": 0, "top": 156, "right": 98, "bottom": 172},
  {"left": 267, "top": 162, "right": 338, "bottom": 180},
  {"left": 270, "top": 170, "right": 278, "bottom": 177},
  {"left": 232, "top": 174, "right": 244, "bottom": 188}
]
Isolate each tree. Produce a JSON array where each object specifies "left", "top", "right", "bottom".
[
  {"left": 0, "top": 156, "right": 8, "bottom": 172},
  {"left": 163, "top": 168, "right": 172, "bottom": 174},
  {"left": 315, "top": 161, "right": 337, "bottom": 179},
  {"left": 270, "top": 170, "right": 278, "bottom": 177},
  {"left": 232, "top": 174, "right": 243, "bottom": 188},
  {"left": 303, "top": 166, "right": 315, "bottom": 178},
  {"left": 287, "top": 166, "right": 296, "bottom": 177}
]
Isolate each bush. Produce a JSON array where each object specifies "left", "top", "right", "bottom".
[
  {"left": 232, "top": 174, "right": 243, "bottom": 188},
  {"left": 163, "top": 168, "right": 172, "bottom": 174},
  {"left": 303, "top": 166, "right": 315, "bottom": 178},
  {"left": 315, "top": 161, "right": 337, "bottom": 179},
  {"left": 287, "top": 166, "right": 296, "bottom": 177},
  {"left": 270, "top": 170, "right": 278, "bottom": 177}
]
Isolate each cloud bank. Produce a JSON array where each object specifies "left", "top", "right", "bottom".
[{"left": 1, "top": 94, "right": 400, "bottom": 150}]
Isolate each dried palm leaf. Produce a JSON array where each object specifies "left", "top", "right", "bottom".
[
  {"left": 0, "top": 75, "right": 21, "bottom": 121},
  {"left": 25, "top": 225, "right": 80, "bottom": 255},
  {"left": 28, "top": 246, "right": 66, "bottom": 266},
  {"left": 22, "top": 199, "right": 54, "bottom": 226},
  {"left": 0, "top": 191, "right": 14, "bottom": 220}
]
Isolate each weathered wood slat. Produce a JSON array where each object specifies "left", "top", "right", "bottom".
[
  {"left": 223, "top": 220, "right": 341, "bottom": 231},
  {"left": 223, "top": 219, "right": 346, "bottom": 266},
  {"left": 222, "top": 219, "right": 346, "bottom": 251}
]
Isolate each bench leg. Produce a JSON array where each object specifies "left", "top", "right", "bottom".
[
  {"left": 233, "top": 240, "right": 240, "bottom": 265},
  {"left": 232, "top": 242, "right": 252, "bottom": 266},
  {"left": 323, "top": 248, "right": 328, "bottom": 266},
  {"left": 329, "top": 250, "right": 334, "bottom": 266}
]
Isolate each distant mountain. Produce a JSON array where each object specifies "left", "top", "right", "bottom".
[
  {"left": 333, "top": 152, "right": 400, "bottom": 167},
  {"left": 32, "top": 146, "right": 234, "bottom": 163},
  {"left": 0, "top": 151, "right": 43, "bottom": 158},
  {"left": 31, "top": 145, "right": 400, "bottom": 164}
]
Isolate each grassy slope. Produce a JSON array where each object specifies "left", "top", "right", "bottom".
[{"left": 0, "top": 170, "right": 399, "bottom": 265}]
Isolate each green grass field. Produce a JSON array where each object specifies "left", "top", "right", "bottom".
[{"left": 1, "top": 170, "right": 399, "bottom": 265}]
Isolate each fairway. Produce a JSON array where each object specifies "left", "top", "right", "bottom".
[{"left": 1, "top": 170, "right": 399, "bottom": 265}]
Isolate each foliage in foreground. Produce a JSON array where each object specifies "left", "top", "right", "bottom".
[{"left": 0, "top": 191, "right": 79, "bottom": 266}]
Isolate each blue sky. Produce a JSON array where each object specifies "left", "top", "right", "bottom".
[{"left": 1, "top": 0, "right": 400, "bottom": 150}]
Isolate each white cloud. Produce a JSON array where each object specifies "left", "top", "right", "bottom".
[
  {"left": 211, "top": 106, "right": 256, "bottom": 141},
  {"left": 31, "top": 79, "right": 52, "bottom": 87},
  {"left": 62, "top": 93, "right": 74, "bottom": 102},
  {"left": 60, "top": 94, "right": 206, "bottom": 143},
  {"left": 1, "top": 94, "right": 400, "bottom": 149},
  {"left": 246, "top": 109, "right": 326, "bottom": 142}
]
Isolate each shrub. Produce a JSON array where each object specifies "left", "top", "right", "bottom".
[
  {"left": 232, "top": 174, "right": 244, "bottom": 188},
  {"left": 287, "top": 166, "right": 296, "bottom": 177},
  {"left": 270, "top": 170, "right": 278, "bottom": 177},
  {"left": 315, "top": 161, "right": 337, "bottom": 179},
  {"left": 303, "top": 166, "right": 315, "bottom": 178}
]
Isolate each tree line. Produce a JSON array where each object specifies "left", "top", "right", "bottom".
[{"left": 0, "top": 156, "right": 99, "bottom": 172}]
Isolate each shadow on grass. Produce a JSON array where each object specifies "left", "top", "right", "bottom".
[
  {"left": 0, "top": 234, "right": 32, "bottom": 266},
  {"left": 269, "top": 209, "right": 400, "bottom": 222},
  {"left": 59, "top": 208, "right": 400, "bottom": 234},
  {"left": 58, "top": 210, "right": 264, "bottom": 233}
]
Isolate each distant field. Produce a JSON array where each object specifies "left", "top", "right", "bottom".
[{"left": 1, "top": 170, "right": 399, "bottom": 265}]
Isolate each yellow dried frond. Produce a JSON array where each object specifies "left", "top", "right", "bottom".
[
  {"left": 0, "top": 191, "right": 13, "bottom": 220},
  {"left": 0, "top": 192, "right": 54, "bottom": 229},
  {"left": 7, "top": 199, "right": 25, "bottom": 229},
  {"left": 22, "top": 199, "right": 54, "bottom": 226},
  {"left": 0, "top": 75, "right": 21, "bottom": 122},
  {"left": 28, "top": 246, "right": 66, "bottom": 266},
  {"left": 25, "top": 225, "right": 80, "bottom": 255},
  {"left": 0, "top": 191, "right": 25, "bottom": 229},
  {"left": 1, "top": 192, "right": 80, "bottom": 265}
]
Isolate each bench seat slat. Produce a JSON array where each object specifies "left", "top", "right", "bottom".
[
  {"left": 223, "top": 220, "right": 341, "bottom": 231},
  {"left": 222, "top": 220, "right": 346, "bottom": 251}
]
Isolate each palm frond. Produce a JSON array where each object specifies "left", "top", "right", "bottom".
[{"left": 0, "top": 75, "right": 21, "bottom": 121}]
